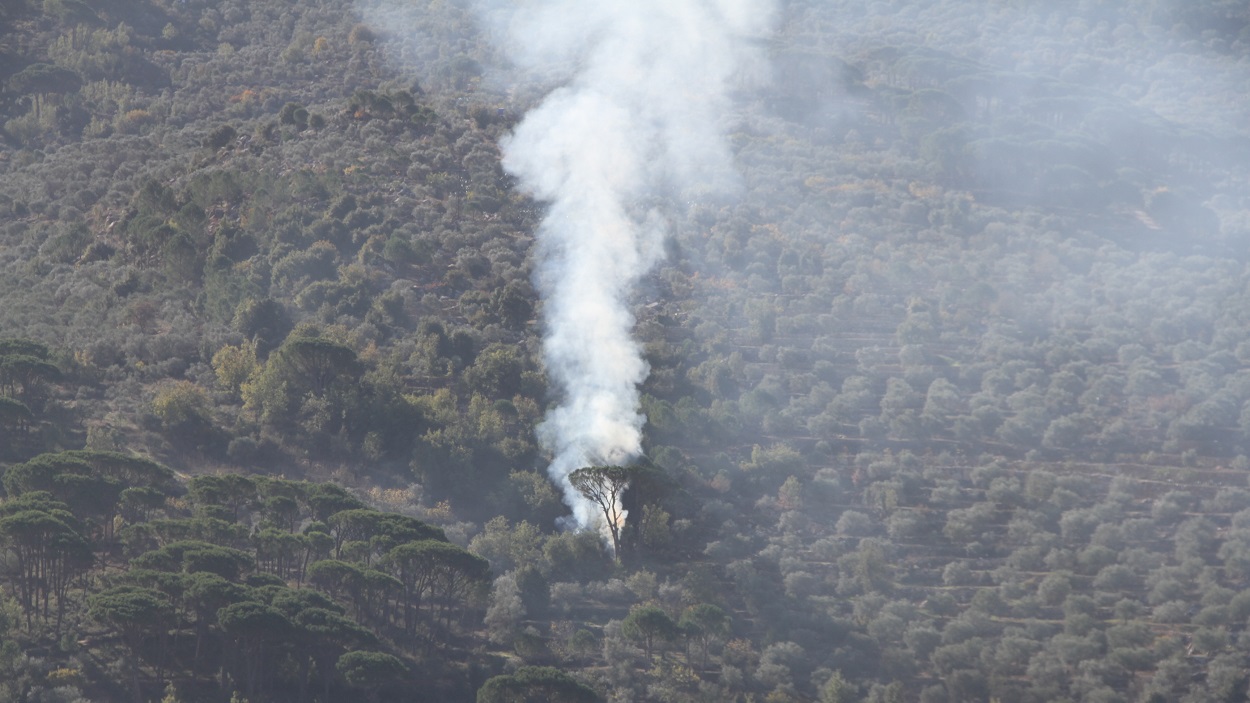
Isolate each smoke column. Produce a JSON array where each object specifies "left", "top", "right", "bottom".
[{"left": 488, "top": 0, "right": 774, "bottom": 530}]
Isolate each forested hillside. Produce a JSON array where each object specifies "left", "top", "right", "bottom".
[{"left": 1, "top": 0, "right": 1250, "bottom": 701}]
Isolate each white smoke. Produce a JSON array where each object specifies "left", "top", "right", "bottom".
[{"left": 484, "top": 0, "right": 775, "bottom": 529}]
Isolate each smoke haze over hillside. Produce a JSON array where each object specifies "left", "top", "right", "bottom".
[{"left": 479, "top": 0, "right": 775, "bottom": 530}]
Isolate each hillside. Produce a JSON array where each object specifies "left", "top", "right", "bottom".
[{"left": 0, "top": 0, "right": 1249, "bottom": 701}]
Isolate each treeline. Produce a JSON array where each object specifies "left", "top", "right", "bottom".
[{"left": 0, "top": 445, "right": 497, "bottom": 702}]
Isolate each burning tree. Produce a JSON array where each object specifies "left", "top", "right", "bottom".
[{"left": 567, "top": 465, "right": 635, "bottom": 560}]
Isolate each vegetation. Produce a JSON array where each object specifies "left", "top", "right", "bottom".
[{"left": 0, "top": 0, "right": 1248, "bottom": 701}]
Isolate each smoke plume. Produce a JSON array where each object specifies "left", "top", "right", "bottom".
[{"left": 486, "top": 0, "right": 774, "bottom": 530}]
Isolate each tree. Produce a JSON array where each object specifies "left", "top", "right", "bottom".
[
  {"left": 464, "top": 343, "right": 527, "bottom": 397},
  {"left": 304, "top": 483, "right": 367, "bottom": 521},
  {"left": 469, "top": 517, "right": 543, "bottom": 573},
  {"left": 89, "top": 586, "right": 175, "bottom": 703},
  {"left": 821, "top": 670, "right": 856, "bottom": 703},
  {"left": 542, "top": 530, "right": 612, "bottom": 583},
  {"left": 217, "top": 601, "right": 296, "bottom": 700},
  {"left": 151, "top": 381, "right": 214, "bottom": 443},
  {"left": 84, "top": 450, "right": 175, "bottom": 483},
  {"left": 380, "top": 540, "right": 490, "bottom": 634},
  {"left": 0, "top": 353, "right": 60, "bottom": 401},
  {"left": 272, "top": 336, "right": 359, "bottom": 396},
  {"left": 130, "top": 541, "right": 254, "bottom": 581},
  {"left": 203, "top": 124, "right": 237, "bottom": 149},
  {"left": 325, "top": 508, "right": 445, "bottom": 561},
  {"left": 336, "top": 650, "right": 407, "bottom": 702},
  {"left": 477, "top": 666, "right": 600, "bottom": 703},
  {"left": 567, "top": 465, "right": 636, "bottom": 559},
  {"left": 0, "top": 508, "right": 93, "bottom": 630},
  {"left": 279, "top": 102, "right": 309, "bottom": 129},
  {"left": 0, "top": 396, "right": 32, "bottom": 434},
  {"left": 618, "top": 463, "right": 675, "bottom": 554},
  {"left": 7, "top": 64, "right": 81, "bottom": 120},
  {"left": 484, "top": 572, "right": 525, "bottom": 645},
  {"left": 307, "top": 559, "right": 367, "bottom": 612},
  {"left": 212, "top": 341, "right": 258, "bottom": 398},
  {"left": 182, "top": 572, "right": 249, "bottom": 674},
  {"left": 252, "top": 528, "right": 305, "bottom": 580},
  {"left": 232, "top": 298, "right": 291, "bottom": 355},
  {"left": 0, "top": 451, "right": 171, "bottom": 534},
  {"left": 187, "top": 474, "right": 258, "bottom": 521},
  {"left": 0, "top": 339, "right": 50, "bottom": 359},
  {"left": 621, "top": 604, "right": 680, "bottom": 660},
  {"left": 2, "top": 455, "right": 124, "bottom": 539},
  {"left": 293, "top": 607, "right": 377, "bottom": 701},
  {"left": 680, "top": 603, "right": 730, "bottom": 669}
]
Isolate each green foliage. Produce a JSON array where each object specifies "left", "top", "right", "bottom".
[
  {"left": 336, "top": 650, "right": 407, "bottom": 692},
  {"left": 469, "top": 516, "right": 542, "bottom": 573},
  {"left": 464, "top": 344, "right": 529, "bottom": 398},
  {"left": 132, "top": 540, "right": 255, "bottom": 580},
  {"left": 0, "top": 0, "right": 1247, "bottom": 700},
  {"left": 231, "top": 299, "right": 291, "bottom": 354},
  {"left": 151, "top": 381, "right": 211, "bottom": 427},
  {"left": 7, "top": 63, "right": 81, "bottom": 96},
  {"left": 477, "top": 666, "right": 600, "bottom": 703},
  {"left": 620, "top": 604, "right": 679, "bottom": 660},
  {"left": 211, "top": 341, "right": 258, "bottom": 398},
  {"left": 567, "top": 465, "right": 637, "bottom": 559},
  {"left": 0, "top": 353, "right": 60, "bottom": 399},
  {"left": 89, "top": 586, "right": 173, "bottom": 630}
]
